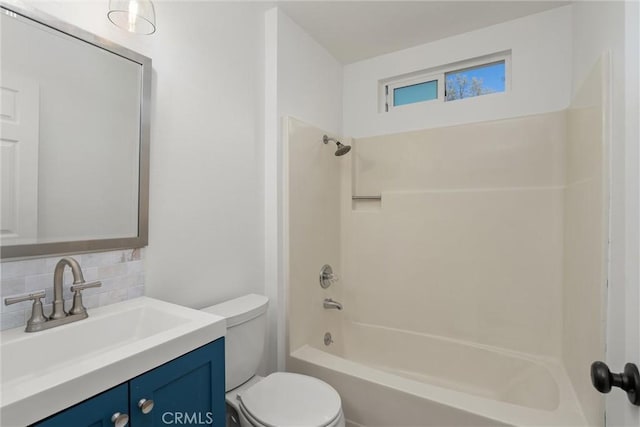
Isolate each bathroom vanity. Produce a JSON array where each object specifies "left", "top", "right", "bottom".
[
  {"left": 33, "top": 339, "right": 224, "bottom": 427},
  {"left": 0, "top": 297, "right": 226, "bottom": 427}
]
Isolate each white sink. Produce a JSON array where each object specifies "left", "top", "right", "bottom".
[{"left": 0, "top": 297, "right": 226, "bottom": 426}]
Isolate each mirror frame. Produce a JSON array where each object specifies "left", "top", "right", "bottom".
[{"left": 0, "top": 0, "right": 151, "bottom": 260}]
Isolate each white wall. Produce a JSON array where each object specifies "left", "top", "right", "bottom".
[
  {"left": 23, "top": 2, "right": 268, "bottom": 313},
  {"left": 264, "top": 7, "right": 343, "bottom": 371},
  {"left": 276, "top": 10, "right": 343, "bottom": 136},
  {"left": 142, "top": 2, "right": 266, "bottom": 312},
  {"left": 343, "top": 6, "right": 572, "bottom": 138}
]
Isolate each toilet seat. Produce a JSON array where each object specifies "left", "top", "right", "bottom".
[
  {"left": 239, "top": 404, "right": 343, "bottom": 427},
  {"left": 238, "top": 372, "right": 342, "bottom": 427}
]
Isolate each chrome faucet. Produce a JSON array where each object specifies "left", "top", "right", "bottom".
[
  {"left": 4, "top": 256, "right": 101, "bottom": 332},
  {"left": 51, "top": 257, "right": 84, "bottom": 319},
  {"left": 323, "top": 298, "right": 343, "bottom": 310}
]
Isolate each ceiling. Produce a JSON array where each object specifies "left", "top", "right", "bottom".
[{"left": 277, "top": 1, "right": 570, "bottom": 64}]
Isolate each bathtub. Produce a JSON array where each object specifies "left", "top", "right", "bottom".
[{"left": 287, "top": 322, "right": 587, "bottom": 427}]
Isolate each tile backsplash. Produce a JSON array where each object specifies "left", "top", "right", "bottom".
[{"left": 0, "top": 248, "right": 145, "bottom": 331}]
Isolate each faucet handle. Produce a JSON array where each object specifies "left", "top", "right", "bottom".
[
  {"left": 4, "top": 291, "right": 49, "bottom": 331},
  {"left": 320, "top": 264, "right": 339, "bottom": 288},
  {"left": 69, "top": 281, "right": 102, "bottom": 316},
  {"left": 4, "top": 290, "right": 46, "bottom": 305},
  {"left": 70, "top": 280, "right": 102, "bottom": 292}
]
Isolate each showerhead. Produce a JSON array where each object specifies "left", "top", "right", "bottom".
[
  {"left": 334, "top": 142, "right": 351, "bottom": 156},
  {"left": 323, "top": 135, "right": 352, "bottom": 157}
]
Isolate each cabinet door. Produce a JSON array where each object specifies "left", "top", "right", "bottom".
[
  {"left": 32, "top": 383, "right": 129, "bottom": 427},
  {"left": 129, "top": 338, "right": 225, "bottom": 427}
]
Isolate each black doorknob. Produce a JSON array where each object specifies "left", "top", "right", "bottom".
[{"left": 591, "top": 361, "right": 640, "bottom": 406}]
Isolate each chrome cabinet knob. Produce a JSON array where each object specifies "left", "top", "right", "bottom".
[
  {"left": 111, "top": 412, "right": 129, "bottom": 427},
  {"left": 138, "top": 398, "right": 155, "bottom": 414}
]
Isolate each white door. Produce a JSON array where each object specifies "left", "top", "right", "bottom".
[
  {"left": 605, "top": 2, "right": 640, "bottom": 425},
  {"left": 0, "top": 73, "right": 39, "bottom": 244},
  {"left": 605, "top": 130, "right": 640, "bottom": 426}
]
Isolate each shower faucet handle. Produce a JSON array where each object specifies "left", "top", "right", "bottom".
[
  {"left": 320, "top": 264, "right": 339, "bottom": 288},
  {"left": 325, "top": 272, "right": 338, "bottom": 282}
]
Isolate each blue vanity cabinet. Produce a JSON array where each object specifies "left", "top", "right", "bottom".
[
  {"left": 32, "top": 383, "right": 129, "bottom": 427},
  {"left": 129, "top": 338, "right": 226, "bottom": 427},
  {"left": 31, "top": 338, "right": 225, "bottom": 427}
]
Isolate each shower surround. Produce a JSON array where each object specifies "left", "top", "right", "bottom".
[
  {"left": 345, "top": 112, "right": 566, "bottom": 359},
  {"left": 285, "top": 60, "right": 607, "bottom": 427}
]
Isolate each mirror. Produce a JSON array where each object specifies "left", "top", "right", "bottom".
[{"left": 0, "top": 2, "right": 151, "bottom": 259}]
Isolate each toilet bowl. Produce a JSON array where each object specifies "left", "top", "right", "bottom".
[
  {"left": 227, "top": 373, "right": 344, "bottom": 427},
  {"left": 202, "top": 294, "right": 345, "bottom": 427}
]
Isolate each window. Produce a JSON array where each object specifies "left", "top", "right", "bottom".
[
  {"left": 382, "top": 52, "right": 510, "bottom": 111},
  {"left": 445, "top": 61, "right": 505, "bottom": 101},
  {"left": 393, "top": 80, "right": 438, "bottom": 106}
]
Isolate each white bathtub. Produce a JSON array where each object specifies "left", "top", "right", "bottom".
[{"left": 288, "top": 322, "right": 587, "bottom": 427}]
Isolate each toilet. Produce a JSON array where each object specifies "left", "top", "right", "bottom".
[{"left": 202, "top": 294, "right": 345, "bottom": 427}]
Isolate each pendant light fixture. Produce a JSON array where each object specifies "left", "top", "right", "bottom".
[{"left": 107, "top": 0, "right": 156, "bottom": 35}]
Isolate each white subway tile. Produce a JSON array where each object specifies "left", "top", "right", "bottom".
[
  {"left": 127, "top": 286, "right": 145, "bottom": 299},
  {"left": 97, "top": 263, "right": 129, "bottom": 279},
  {"left": 1, "top": 259, "right": 47, "bottom": 279},
  {"left": 98, "top": 289, "right": 128, "bottom": 306},
  {"left": 83, "top": 294, "right": 100, "bottom": 309},
  {"left": 1, "top": 311, "right": 26, "bottom": 330},
  {"left": 99, "top": 278, "right": 117, "bottom": 292},
  {"left": 82, "top": 251, "right": 125, "bottom": 268},
  {"left": 127, "top": 260, "right": 144, "bottom": 275},
  {"left": 1, "top": 277, "right": 26, "bottom": 296},
  {"left": 25, "top": 274, "right": 54, "bottom": 292}
]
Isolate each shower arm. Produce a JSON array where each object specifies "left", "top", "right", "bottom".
[{"left": 323, "top": 135, "right": 337, "bottom": 145}]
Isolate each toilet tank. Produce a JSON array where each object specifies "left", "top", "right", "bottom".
[{"left": 201, "top": 294, "right": 269, "bottom": 391}]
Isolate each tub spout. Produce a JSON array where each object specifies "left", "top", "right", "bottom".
[{"left": 323, "top": 298, "right": 343, "bottom": 310}]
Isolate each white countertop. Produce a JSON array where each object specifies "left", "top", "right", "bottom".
[{"left": 0, "top": 297, "right": 226, "bottom": 426}]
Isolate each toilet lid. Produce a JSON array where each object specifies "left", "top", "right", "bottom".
[{"left": 239, "top": 372, "right": 342, "bottom": 427}]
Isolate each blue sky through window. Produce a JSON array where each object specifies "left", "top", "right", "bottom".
[{"left": 445, "top": 61, "right": 505, "bottom": 100}]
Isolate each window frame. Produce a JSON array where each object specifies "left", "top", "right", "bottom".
[
  {"left": 382, "top": 51, "right": 511, "bottom": 112},
  {"left": 387, "top": 74, "right": 444, "bottom": 110}
]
